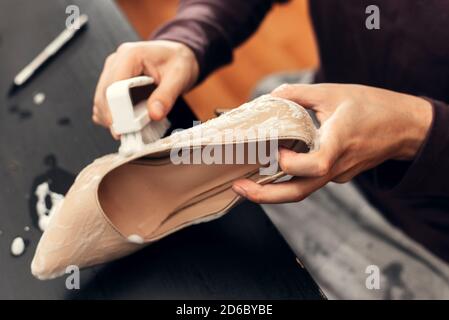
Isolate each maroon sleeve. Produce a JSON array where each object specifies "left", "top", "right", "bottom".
[
  {"left": 374, "top": 98, "right": 449, "bottom": 196},
  {"left": 151, "top": 0, "right": 285, "bottom": 82}
]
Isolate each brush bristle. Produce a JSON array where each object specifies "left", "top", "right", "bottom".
[
  {"left": 141, "top": 118, "right": 171, "bottom": 144},
  {"left": 118, "top": 118, "right": 171, "bottom": 156}
]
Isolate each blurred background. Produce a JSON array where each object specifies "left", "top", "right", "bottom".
[{"left": 116, "top": 0, "right": 319, "bottom": 120}]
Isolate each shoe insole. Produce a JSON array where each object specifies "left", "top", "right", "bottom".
[
  {"left": 98, "top": 150, "right": 262, "bottom": 240},
  {"left": 98, "top": 139, "right": 306, "bottom": 240}
]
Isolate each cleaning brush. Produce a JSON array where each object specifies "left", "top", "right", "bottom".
[{"left": 106, "top": 76, "right": 170, "bottom": 156}]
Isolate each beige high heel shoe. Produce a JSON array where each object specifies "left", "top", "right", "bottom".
[{"left": 31, "top": 95, "right": 317, "bottom": 280}]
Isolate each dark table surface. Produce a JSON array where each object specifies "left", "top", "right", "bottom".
[{"left": 0, "top": 0, "right": 323, "bottom": 299}]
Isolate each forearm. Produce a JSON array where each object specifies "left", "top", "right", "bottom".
[
  {"left": 391, "top": 95, "right": 432, "bottom": 161},
  {"left": 374, "top": 96, "right": 449, "bottom": 196},
  {"left": 151, "top": 0, "right": 282, "bottom": 82}
]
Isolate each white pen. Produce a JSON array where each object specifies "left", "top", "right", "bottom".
[{"left": 10, "top": 14, "right": 88, "bottom": 92}]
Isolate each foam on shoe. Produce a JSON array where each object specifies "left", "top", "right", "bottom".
[
  {"left": 127, "top": 234, "right": 144, "bottom": 244},
  {"left": 119, "top": 132, "right": 145, "bottom": 157},
  {"left": 118, "top": 118, "right": 170, "bottom": 156},
  {"left": 35, "top": 182, "right": 65, "bottom": 232}
]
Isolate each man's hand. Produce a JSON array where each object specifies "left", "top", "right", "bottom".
[
  {"left": 92, "top": 40, "right": 199, "bottom": 137},
  {"left": 232, "top": 83, "right": 433, "bottom": 204}
]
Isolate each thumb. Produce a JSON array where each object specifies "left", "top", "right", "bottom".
[
  {"left": 147, "top": 74, "right": 186, "bottom": 120},
  {"left": 271, "top": 83, "right": 324, "bottom": 111}
]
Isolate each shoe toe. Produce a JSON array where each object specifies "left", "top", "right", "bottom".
[{"left": 31, "top": 164, "right": 141, "bottom": 280}]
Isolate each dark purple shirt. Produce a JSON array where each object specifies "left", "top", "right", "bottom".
[{"left": 153, "top": 0, "right": 449, "bottom": 261}]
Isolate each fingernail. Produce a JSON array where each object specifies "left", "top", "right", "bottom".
[
  {"left": 233, "top": 184, "right": 247, "bottom": 197},
  {"left": 151, "top": 100, "right": 165, "bottom": 118},
  {"left": 272, "top": 84, "right": 287, "bottom": 94}
]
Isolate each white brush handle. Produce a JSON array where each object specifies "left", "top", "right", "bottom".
[{"left": 106, "top": 76, "right": 154, "bottom": 134}]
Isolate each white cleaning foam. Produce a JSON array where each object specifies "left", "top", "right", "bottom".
[
  {"left": 127, "top": 234, "right": 144, "bottom": 244},
  {"left": 118, "top": 117, "right": 170, "bottom": 157},
  {"left": 35, "top": 182, "right": 65, "bottom": 232},
  {"left": 11, "top": 237, "right": 26, "bottom": 256},
  {"left": 119, "top": 132, "right": 145, "bottom": 157},
  {"left": 33, "top": 92, "right": 46, "bottom": 105}
]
